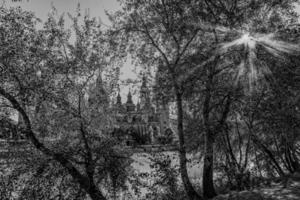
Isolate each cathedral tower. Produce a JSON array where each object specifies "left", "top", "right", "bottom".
[
  {"left": 140, "top": 75, "right": 151, "bottom": 110},
  {"left": 88, "top": 74, "right": 109, "bottom": 115},
  {"left": 158, "top": 101, "right": 170, "bottom": 135},
  {"left": 126, "top": 90, "right": 135, "bottom": 112},
  {"left": 116, "top": 92, "right": 122, "bottom": 105}
]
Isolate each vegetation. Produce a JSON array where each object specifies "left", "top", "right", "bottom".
[
  {"left": 0, "top": 1, "right": 300, "bottom": 200},
  {"left": 0, "top": 6, "right": 129, "bottom": 200}
]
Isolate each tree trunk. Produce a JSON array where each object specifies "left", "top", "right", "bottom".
[
  {"left": 252, "top": 138, "right": 285, "bottom": 177},
  {"left": 284, "top": 147, "right": 295, "bottom": 173},
  {"left": 202, "top": 73, "right": 217, "bottom": 199},
  {"left": 202, "top": 129, "right": 217, "bottom": 198},
  {"left": 87, "top": 183, "right": 107, "bottom": 200},
  {"left": 225, "top": 129, "right": 239, "bottom": 169},
  {"left": 176, "top": 92, "right": 202, "bottom": 200},
  {"left": 291, "top": 149, "right": 300, "bottom": 172},
  {"left": 286, "top": 147, "right": 300, "bottom": 173},
  {"left": 0, "top": 87, "right": 107, "bottom": 200}
]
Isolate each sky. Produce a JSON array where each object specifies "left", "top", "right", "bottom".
[
  {"left": 3, "top": 0, "right": 300, "bottom": 24},
  {"left": 3, "top": 0, "right": 300, "bottom": 103},
  {"left": 3, "top": 0, "right": 140, "bottom": 103},
  {"left": 3, "top": 0, "right": 121, "bottom": 25}
]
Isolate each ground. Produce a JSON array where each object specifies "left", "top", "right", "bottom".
[{"left": 214, "top": 173, "right": 300, "bottom": 200}]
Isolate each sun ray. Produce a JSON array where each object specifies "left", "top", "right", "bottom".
[
  {"left": 219, "top": 31, "right": 300, "bottom": 91},
  {"left": 234, "top": 61, "right": 245, "bottom": 86},
  {"left": 178, "top": 27, "right": 299, "bottom": 92}
]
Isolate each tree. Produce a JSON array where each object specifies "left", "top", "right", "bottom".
[
  {"left": 190, "top": 0, "right": 299, "bottom": 196},
  {"left": 109, "top": 1, "right": 211, "bottom": 199},
  {"left": 0, "top": 6, "right": 129, "bottom": 200},
  {"left": 110, "top": 0, "right": 300, "bottom": 198}
]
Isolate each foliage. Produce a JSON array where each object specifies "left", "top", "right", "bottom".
[
  {"left": 0, "top": 5, "right": 131, "bottom": 200},
  {"left": 1, "top": 1, "right": 300, "bottom": 199},
  {"left": 137, "top": 153, "right": 187, "bottom": 200}
]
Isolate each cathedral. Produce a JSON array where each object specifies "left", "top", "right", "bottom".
[
  {"left": 110, "top": 76, "right": 175, "bottom": 146},
  {"left": 1, "top": 73, "right": 176, "bottom": 146}
]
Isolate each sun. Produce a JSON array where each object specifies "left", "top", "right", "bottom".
[
  {"left": 220, "top": 31, "right": 300, "bottom": 91},
  {"left": 178, "top": 28, "right": 299, "bottom": 90}
]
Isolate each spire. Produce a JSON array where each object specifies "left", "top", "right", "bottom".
[
  {"left": 139, "top": 74, "right": 151, "bottom": 110},
  {"left": 88, "top": 73, "right": 108, "bottom": 108},
  {"left": 95, "top": 74, "right": 106, "bottom": 98},
  {"left": 116, "top": 85, "right": 122, "bottom": 105},
  {"left": 116, "top": 92, "right": 122, "bottom": 104},
  {"left": 126, "top": 89, "right": 135, "bottom": 112},
  {"left": 127, "top": 90, "right": 133, "bottom": 104}
]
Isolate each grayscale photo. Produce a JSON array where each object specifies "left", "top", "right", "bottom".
[{"left": 0, "top": 0, "right": 300, "bottom": 199}]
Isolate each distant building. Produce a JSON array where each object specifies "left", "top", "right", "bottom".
[
  {"left": 88, "top": 75, "right": 176, "bottom": 146},
  {"left": 1, "top": 74, "right": 176, "bottom": 146}
]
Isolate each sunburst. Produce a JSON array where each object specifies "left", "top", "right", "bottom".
[
  {"left": 177, "top": 25, "right": 300, "bottom": 92},
  {"left": 219, "top": 31, "right": 300, "bottom": 91}
]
